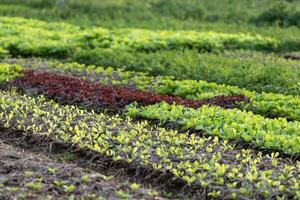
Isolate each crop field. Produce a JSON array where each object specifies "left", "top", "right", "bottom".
[{"left": 0, "top": 0, "right": 300, "bottom": 200}]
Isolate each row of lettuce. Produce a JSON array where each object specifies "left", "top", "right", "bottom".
[
  {"left": 9, "top": 70, "right": 246, "bottom": 110},
  {"left": 0, "top": 90, "right": 299, "bottom": 199},
  {"left": 0, "top": 63, "right": 22, "bottom": 82},
  {"left": 126, "top": 102, "right": 300, "bottom": 155},
  {"left": 1, "top": 62, "right": 300, "bottom": 155},
  {"left": 0, "top": 17, "right": 278, "bottom": 57},
  {"left": 2, "top": 17, "right": 299, "bottom": 97},
  {"left": 11, "top": 60, "right": 300, "bottom": 121},
  {"left": 73, "top": 49, "right": 300, "bottom": 97}
]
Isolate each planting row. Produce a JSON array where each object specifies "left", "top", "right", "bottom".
[
  {"left": 126, "top": 102, "right": 300, "bottom": 154},
  {"left": 0, "top": 47, "right": 9, "bottom": 58},
  {"left": 1, "top": 64, "right": 299, "bottom": 154},
  {"left": 70, "top": 49, "right": 300, "bottom": 96},
  {"left": 156, "top": 80, "right": 300, "bottom": 121},
  {"left": 0, "top": 63, "right": 22, "bottom": 83},
  {"left": 0, "top": 90, "right": 299, "bottom": 199},
  {"left": 1, "top": 17, "right": 298, "bottom": 97},
  {"left": 9, "top": 70, "right": 246, "bottom": 110},
  {"left": 9, "top": 60, "right": 300, "bottom": 121},
  {"left": 0, "top": 17, "right": 279, "bottom": 59},
  {"left": 0, "top": 139, "right": 161, "bottom": 200}
]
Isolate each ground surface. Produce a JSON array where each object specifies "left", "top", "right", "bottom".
[{"left": 0, "top": 129, "right": 166, "bottom": 200}]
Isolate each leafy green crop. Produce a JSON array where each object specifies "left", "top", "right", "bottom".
[
  {"left": 0, "top": 17, "right": 278, "bottom": 60},
  {"left": 0, "top": 63, "right": 22, "bottom": 83},
  {"left": 153, "top": 79, "right": 300, "bottom": 121},
  {"left": 126, "top": 102, "right": 300, "bottom": 154},
  {"left": 72, "top": 49, "right": 300, "bottom": 96},
  {"left": 0, "top": 47, "right": 9, "bottom": 58},
  {"left": 0, "top": 90, "right": 299, "bottom": 199},
  {"left": 13, "top": 60, "right": 300, "bottom": 121}
]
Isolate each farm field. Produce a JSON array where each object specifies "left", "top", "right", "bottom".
[{"left": 0, "top": 0, "right": 300, "bottom": 199}]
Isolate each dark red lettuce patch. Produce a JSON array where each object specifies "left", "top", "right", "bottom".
[{"left": 10, "top": 70, "right": 248, "bottom": 110}]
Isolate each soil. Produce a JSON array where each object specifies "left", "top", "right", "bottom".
[
  {"left": 0, "top": 129, "right": 167, "bottom": 200},
  {"left": 283, "top": 52, "right": 300, "bottom": 60}
]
